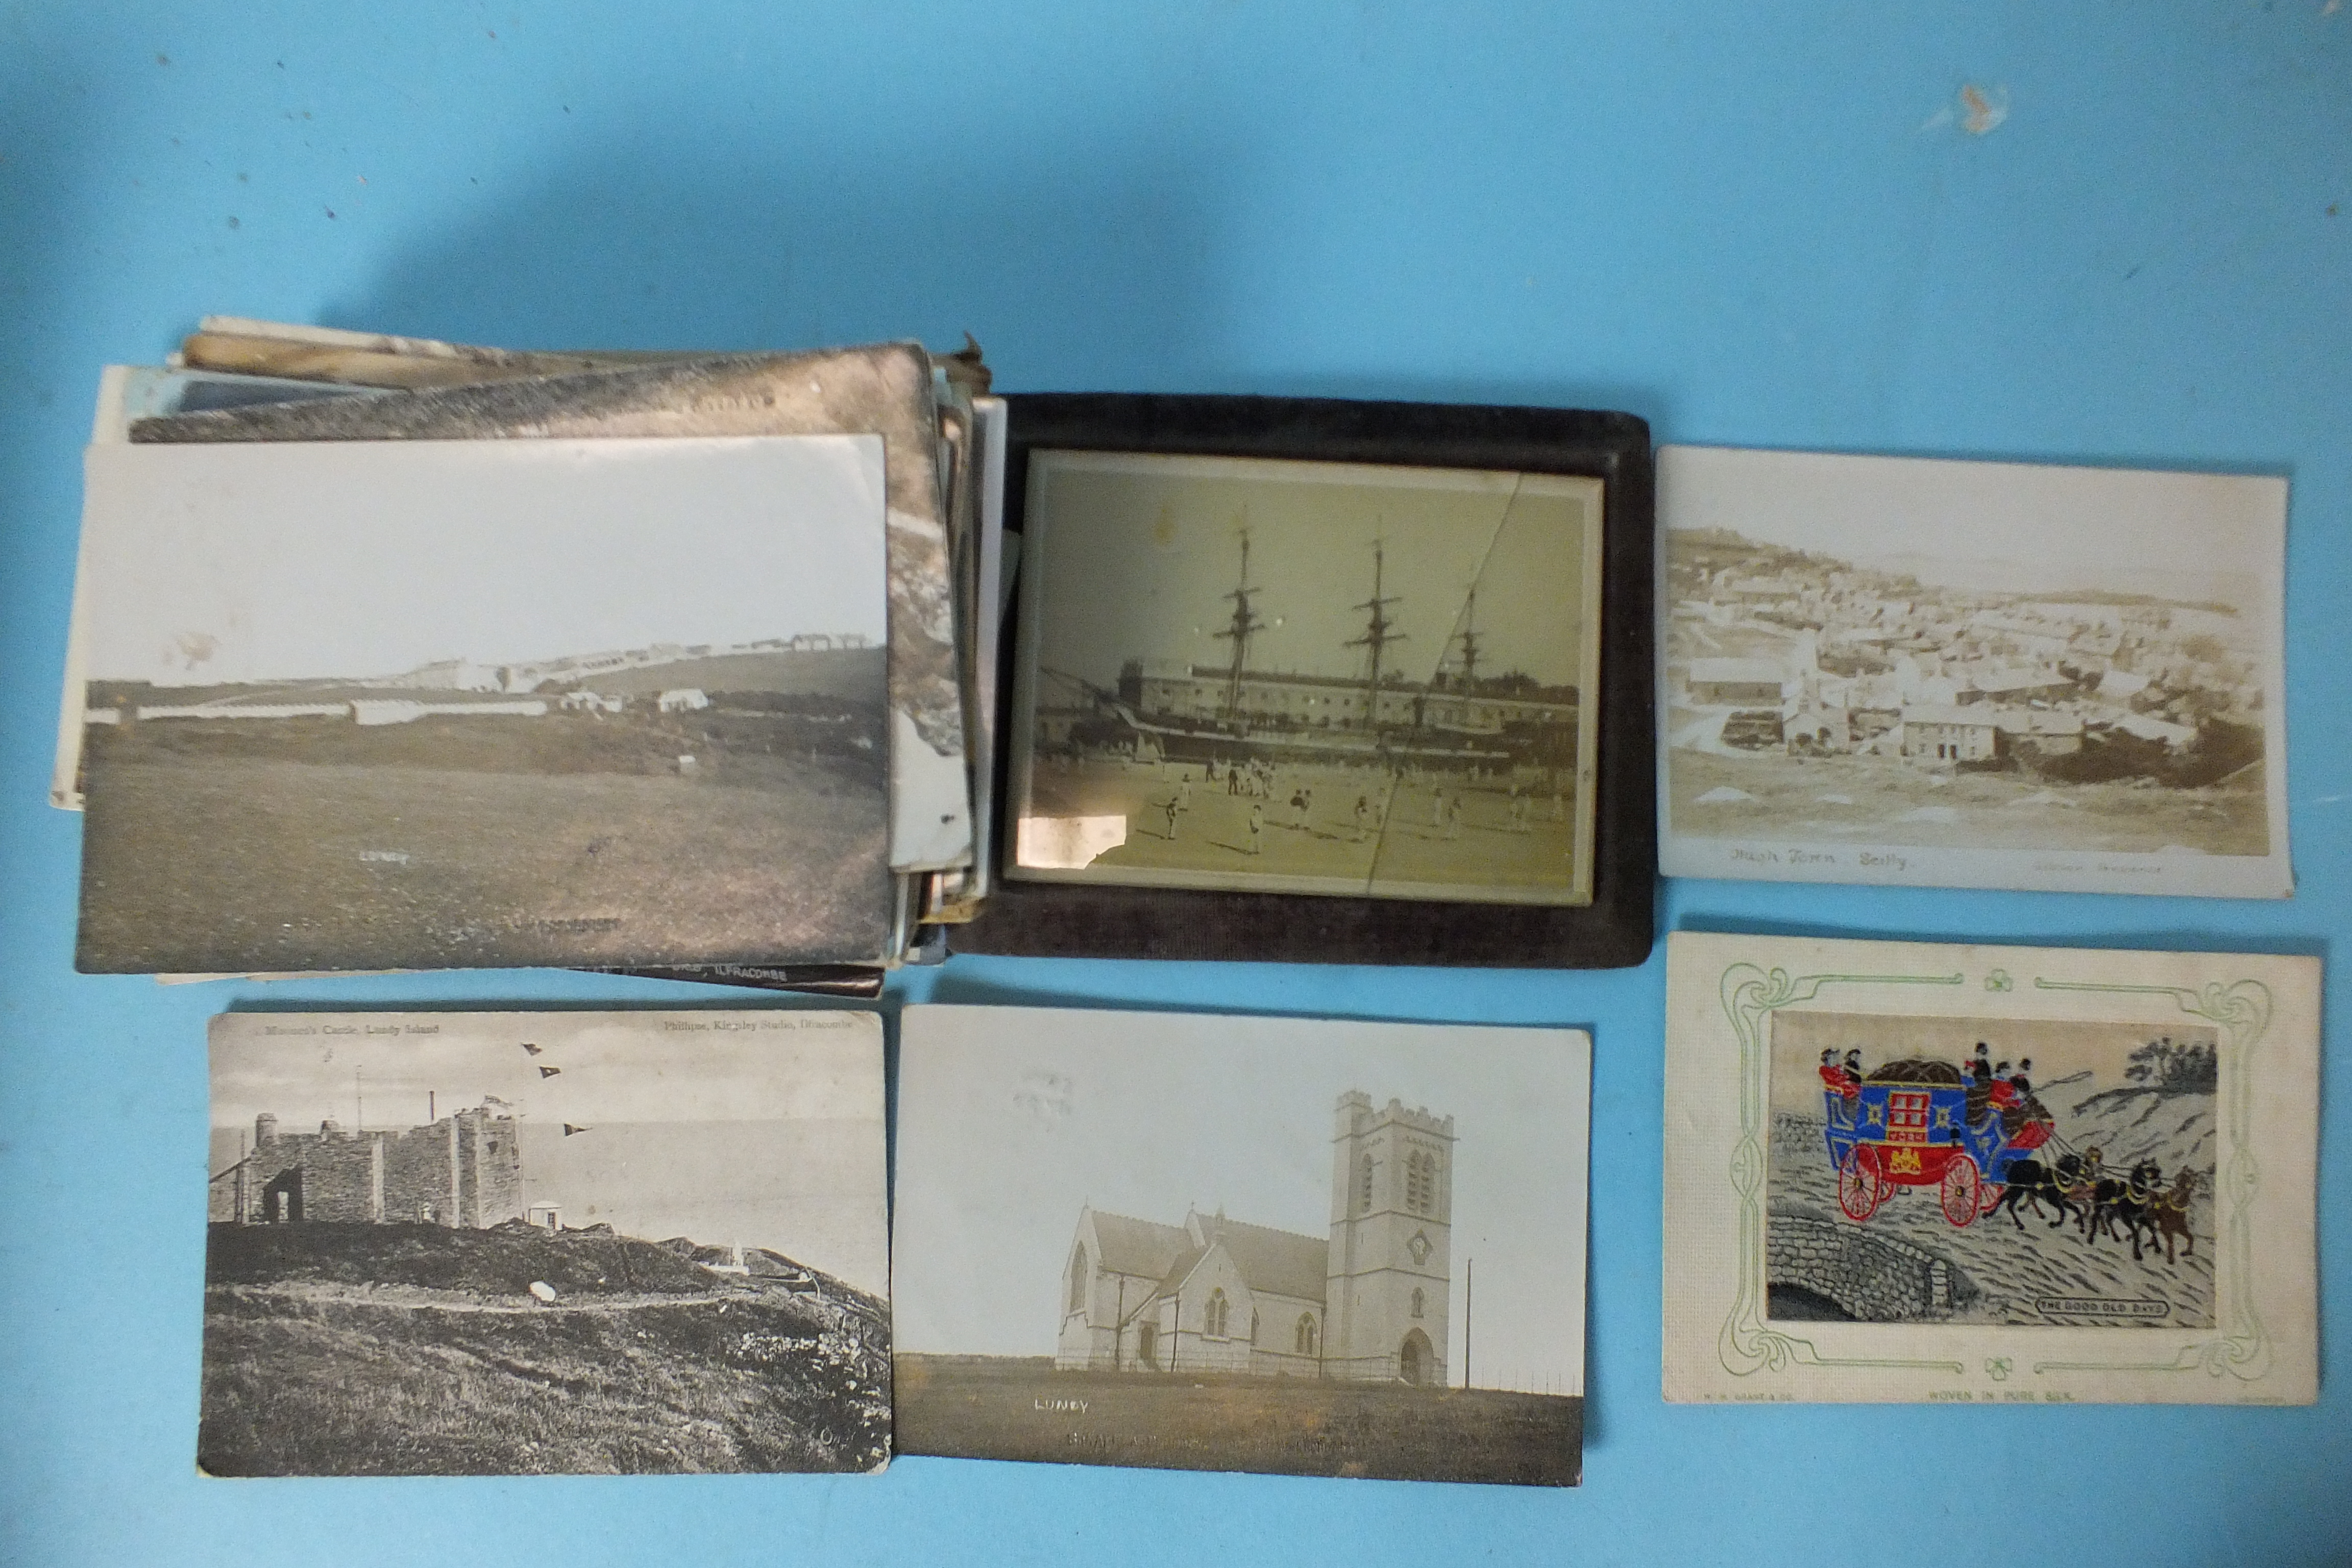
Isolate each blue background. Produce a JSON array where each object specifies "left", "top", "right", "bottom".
[{"left": 2, "top": 3, "right": 2345, "bottom": 1563}]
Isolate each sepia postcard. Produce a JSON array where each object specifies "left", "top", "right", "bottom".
[
  {"left": 893, "top": 1004, "right": 1590, "bottom": 1485},
  {"left": 201, "top": 1009, "right": 891, "bottom": 1475},
  {"left": 130, "top": 342, "right": 974, "bottom": 875},
  {"left": 1007, "top": 451, "right": 1604, "bottom": 907},
  {"left": 1656, "top": 447, "right": 2291, "bottom": 898},
  {"left": 1662, "top": 933, "right": 2318, "bottom": 1405},
  {"left": 75, "top": 435, "right": 893, "bottom": 973}
]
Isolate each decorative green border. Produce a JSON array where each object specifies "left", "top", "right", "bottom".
[
  {"left": 1713, "top": 962, "right": 2275, "bottom": 1386},
  {"left": 2025, "top": 977, "right": 2272, "bottom": 1380},
  {"left": 1716, "top": 963, "right": 1968, "bottom": 1377}
]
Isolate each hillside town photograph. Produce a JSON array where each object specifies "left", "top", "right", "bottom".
[
  {"left": 1008, "top": 452, "right": 1604, "bottom": 906},
  {"left": 200, "top": 1010, "right": 891, "bottom": 1476},
  {"left": 1658, "top": 448, "right": 2289, "bottom": 894}
]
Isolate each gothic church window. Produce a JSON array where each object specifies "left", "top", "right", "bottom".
[
  {"left": 1411, "top": 1287, "right": 1425, "bottom": 1318},
  {"left": 1067, "top": 1245, "right": 1087, "bottom": 1314},
  {"left": 1405, "top": 1149, "right": 1438, "bottom": 1214},
  {"left": 1358, "top": 1152, "right": 1375, "bottom": 1212},
  {"left": 1295, "top": 1314, "right": 1317, "bottom": 1355},
  {"left": 1206, "top": 1288, "right": 1230, "bottom": 1337}
]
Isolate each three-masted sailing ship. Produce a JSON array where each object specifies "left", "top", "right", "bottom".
[{"left": 1049, "top": 534, "right": 1578, "bottom": 773}]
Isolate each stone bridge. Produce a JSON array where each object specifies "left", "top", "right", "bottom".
[{"left": 1767, "top": 1214, "right": 1955, "bottom": 1321}]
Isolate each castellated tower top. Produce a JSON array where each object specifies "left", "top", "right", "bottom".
[{"left": 1332, "top": 1089, "right": 1455, "bottom": 1141}]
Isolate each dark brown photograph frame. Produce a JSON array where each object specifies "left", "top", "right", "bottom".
[{"left": 951, "top": 393, "right": 1655, "bottom": 968}]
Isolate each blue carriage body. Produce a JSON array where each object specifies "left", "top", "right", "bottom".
[{"left": 1821, "top": 1080, "right": 2032, "bottom": 1187}]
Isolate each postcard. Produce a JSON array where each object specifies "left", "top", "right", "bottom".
[
  {"left": 75, "top": 435, "right": 893, "bottom": 973},
  {"left": 1656, "top": 446, "right": 2291, "bottom": 898},
  {"left": 51, "top": 366, "right": 383, "bottom": 812},
  {"left": 893, "top": 1004, "right": 1590, "bottom": 1485},
  {"left": 132, "top": 342, "right": 973, "bottom": 875},
  {"left": 1006, "top": 451, "right": 1605, "bottom": 906},
  {"left": 1663, "top": 933, "right": 2318, "bottom": 1405},
  {"left": 202, "top": 1009, "right": 890, "bottom": 1475}
]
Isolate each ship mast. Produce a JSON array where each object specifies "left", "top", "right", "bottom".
[
  {"left": 1211, "top": 524, "right": 1265, "bottom": 720},
  {"left": 1345, "top": 536, "right": 1406, "bottom": 727},
  {"left": 1453, "top": 586, "right": 1482, "bottom": 690}
]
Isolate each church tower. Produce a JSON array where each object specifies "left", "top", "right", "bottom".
[{"left": 1325, "top": 1090, "right": 1454, "bottom": 1385}]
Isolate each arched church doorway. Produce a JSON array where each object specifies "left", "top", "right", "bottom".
[{"left": 1399, "top": 1328, "right": 1435, "bottom": 1385}]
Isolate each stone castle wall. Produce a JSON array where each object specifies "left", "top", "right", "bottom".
[{"left": 229, "top": 1109, "right": 525, "bottom": 1229}]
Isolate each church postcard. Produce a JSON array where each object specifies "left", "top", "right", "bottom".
[
  {"left": 201, "top": 1009, "right": 892, "bottom": 1475},
  {"left": 1661, "top": 933, "right": 2319, "bottom": 1406},
  {"left": 891, "top": 1004, "right": 1591, "bottom": 1486}
]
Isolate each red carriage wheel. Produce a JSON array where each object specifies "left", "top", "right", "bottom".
[
  {"left": 1941, "top": 1154, "right": 1981, "bottom": 1228},
  {"left": 1978, "top": 1180, "right": 2006, "bottom": 1217},
  {"left": 1838, "top": 1146, "right": 1881, "bottom": 1221}
]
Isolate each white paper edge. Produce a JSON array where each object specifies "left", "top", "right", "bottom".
[
  {"left": 1660, "top": 931, "right": 2320, "bottom": 1405},
  {"left": 1653, "top": 445, "right": 2295, "bottom": 900}
]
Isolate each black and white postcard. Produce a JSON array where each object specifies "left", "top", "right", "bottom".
[
  {"left": 75, "top": 435, "right": 893, "bottom": 973},
  {"left": 1006, "top": 451, "right": 1605, "bottom": 906},
  {"left": 202, "top": 1009, "right": 890, "bottom": 1475},
  {"left": 1662, "top": 934, "right": 2319, "bottom": 1405},
  {"left": 892, "top": 1005, "right": 1590, "bottom": 1485},
  {"left": 127, "top": 342, "right": 975, "bottom": 877},
  {"left": 1657, "top": 447, "right": 2291, "bottom": 897}
]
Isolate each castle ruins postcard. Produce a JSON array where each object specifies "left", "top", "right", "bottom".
[
  {"left": 891, "top": 1005, "right": 1591, "bottom": 1485},
  {"left": 74, "top": 434, "right": 894, "bottom": 973},
  {"left": 1656, "top": 447, "right": 2290, "bottom": 898},
  {"left": 1005, "top": 451, "right": 1605, "bottom": 906},
  {"left": 201, "top": 1009, "right": 891, "bottom": 1475}
]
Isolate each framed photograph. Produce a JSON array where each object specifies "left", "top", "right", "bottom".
[
  {"left": 1657, "top": 446, "right": 2292, "bottom": 898},
  {"left": 1662, "top": 933, "right": 2319, "bottom": 1405},
  {"left": 955, "top": 394, "right": 1655, "bottom": 967},
  {"left": 202, "top": 1009, "right": 891, "bottom": 1474},
  {"left": 892, "top": 1004, "right": 1591, "bottom": 1485}
]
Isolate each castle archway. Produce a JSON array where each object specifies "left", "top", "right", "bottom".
[{"left": 1399, "top": 1328, "right": 1435, "bottom": 1386}]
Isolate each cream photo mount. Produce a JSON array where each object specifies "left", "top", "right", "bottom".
[{"left": 1662, "top": 932, "right": 2318, "bottom": 1406}]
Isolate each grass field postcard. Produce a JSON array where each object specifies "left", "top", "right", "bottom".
[
  {"left": 1656, "top": 447, "right": 2291, "bottom": 898},
  {"left": 892, "top": 1005, "right": 1590, "bottom": 1486},
  {"left": 201, "top": 1009, "right": 890, "bottom": 1475},
  {"left": 1661, "top": 933, "right": 2318, "bottom": 1406},
  {"left": 75, "top": 435, "right": 893, "bottom": 972},
  {"left": 1005, "top": 451, "right": 1604, "bottom": 906}
]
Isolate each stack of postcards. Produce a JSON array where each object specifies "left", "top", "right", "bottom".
[{"left": 57, "top": 320, "right": 1011, "bottom": 994}]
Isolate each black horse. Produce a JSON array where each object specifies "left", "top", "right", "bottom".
[
  {"left": 1995, "top": 1152, "right": 2088, "bottom": 1231},
  {"left": 2086, "top": 1159, "right": 2167, "bottom": 1260}
]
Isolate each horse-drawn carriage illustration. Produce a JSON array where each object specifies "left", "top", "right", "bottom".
[{"left": 1821, "top": 1057, "right": 2051, "bottom": 1229}]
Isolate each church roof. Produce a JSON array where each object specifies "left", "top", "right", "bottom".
[
  {"left": 1206, "top": 1215, "right": 1330, "bottom": 1303},
  {"left": 1148, "top": 1212, "right": 1330, "bottom": 1305},
  {"left": 1153, "top": 1242, "right": 1217, "bottom": 1298},
  {"left": 1085, "top": 1210, "right": 1190, "bottom": 1280}
]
